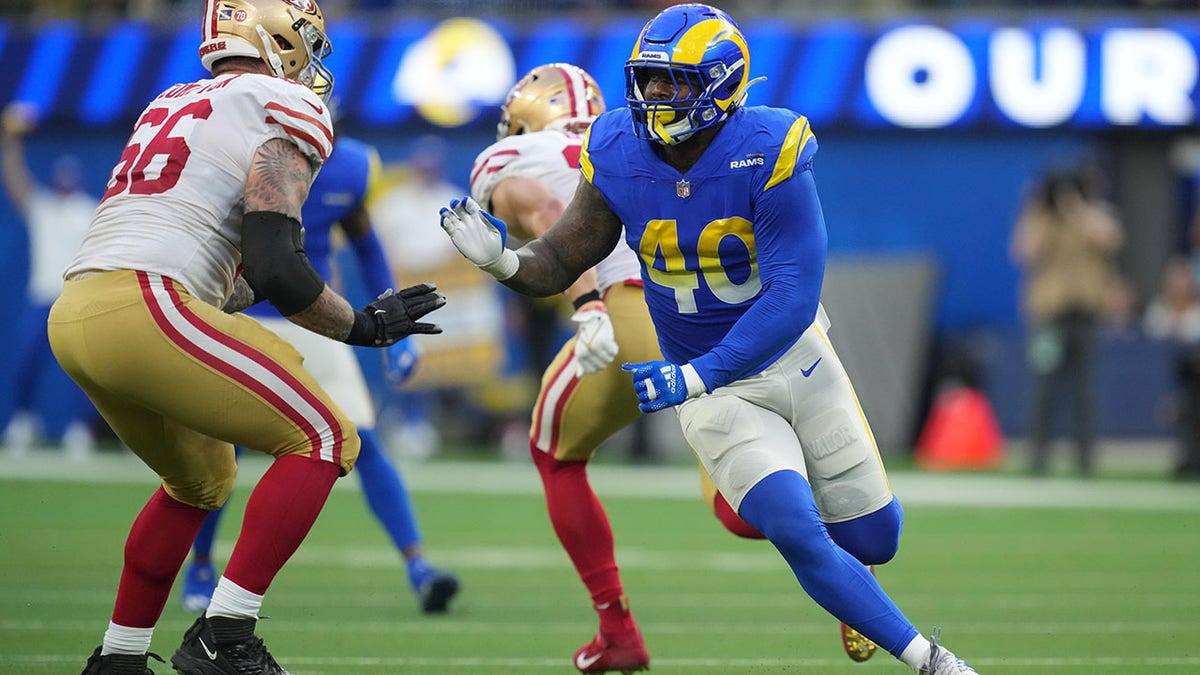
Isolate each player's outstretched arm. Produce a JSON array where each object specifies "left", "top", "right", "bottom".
[
  {"left": 338, "top": 199, "right": 425, "bottom": 385},
  {"left": 0, "top": 102, "right": 37, "bottom": 216},
  {"left": 520, "top": 178, "right": 623, "bottom": 297},
  {"left": 441, "top": 180, "right": 622, "bottom": 298},
  {"left": 241, "top": 139, "right": 444, "bottom": 346}
]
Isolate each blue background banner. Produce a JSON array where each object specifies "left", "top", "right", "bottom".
[{"left": 3, "top": 15, "right": 1200, "bottom": 131}]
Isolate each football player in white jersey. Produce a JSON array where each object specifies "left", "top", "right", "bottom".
[
  {"left": 53, "top": 2, "right": 444, "bottom": 674},
  {"left": 470, "top": 63, "right": 762, "bottom": 675}
]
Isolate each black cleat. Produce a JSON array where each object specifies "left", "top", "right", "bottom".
[
  {"left": 419, "top": 571, "right": 460, "bottom": 614},
  {"left": 80, "top": 645, "right": 163, "bottom": 674},
  {"left": 170, "top": 615, "right": 290, "bottom": 675}
]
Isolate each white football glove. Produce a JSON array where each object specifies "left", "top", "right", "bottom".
[
  {"left": 438, "top": 197, "right": 519, "bottom": 280},
  {"left": 571, "top": 302, "right": 619, "bottom": 376}
]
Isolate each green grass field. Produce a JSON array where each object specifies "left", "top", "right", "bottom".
[{"left": 2, "top": 454, "right": 1199, "bottom": 674}]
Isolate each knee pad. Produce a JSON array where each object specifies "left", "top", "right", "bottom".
[{"left": 825, "top": 497, "right": 904, "bottom": 565}]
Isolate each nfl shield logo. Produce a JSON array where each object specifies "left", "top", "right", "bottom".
[{"left": 676, "top": 179, "right": 690, "bottom": 199}]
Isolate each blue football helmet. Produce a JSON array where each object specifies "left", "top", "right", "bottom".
[{"left": 624, "top": 3, "right": 752, "bottom": 145}]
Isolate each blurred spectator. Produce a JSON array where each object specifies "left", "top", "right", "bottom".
[
  {"left": 1010, "top": 165, "right": 1124, "bottom": 476},
  {"left": 1144, "top": 256, "right": 1200, "bottom": 477},
  {"left": 1, "top": 102, "right": 98, "bottom": 458},
  {"left": 370, "top": 135, "right": 466, "bottom": 458},
  {"left": 1144, "top": 257, "right": 1200, "bottom": 342}
]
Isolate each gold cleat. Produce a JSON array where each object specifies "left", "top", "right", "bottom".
[{"left": 840, "top": 621, "right": 878, "bottom": 662}]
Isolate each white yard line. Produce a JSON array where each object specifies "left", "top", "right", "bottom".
[{"left": 4, "top": 450, "right": 1200, "bottom": 510}]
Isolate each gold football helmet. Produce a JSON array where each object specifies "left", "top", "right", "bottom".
[
  {"left": 497, "top": 63, "right": 605, "bottom": 140},
  {"left": 199, "top": 0, "right": 334, "bottom": 101}
]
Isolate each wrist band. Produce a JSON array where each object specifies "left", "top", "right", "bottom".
[
  {"left": 345, "top": 310, "right": 376, "bottom": 346},
  {"left": 572, "top": 290, "right": 602, "bottom": 310},
  {"left": 480, "top": 248, "right": 519, "bottom": 280}
]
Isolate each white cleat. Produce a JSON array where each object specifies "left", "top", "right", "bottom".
[{"left": 919, "top": 628, "right": 979, "bottom": 675}]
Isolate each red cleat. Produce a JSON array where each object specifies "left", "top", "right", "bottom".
[{"left": 572, "top": 629, "right": 650, "bottom": 674}]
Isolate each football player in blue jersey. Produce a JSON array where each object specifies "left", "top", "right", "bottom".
[
  {"left": 181, "top": 133, "right": 460, "bottom": 616},
  {"left": 441, "top": 4, "right": 979, "bottom": 674}
]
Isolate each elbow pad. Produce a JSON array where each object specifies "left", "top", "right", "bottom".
[{"left": 240, "top": 211, "right": 326, "bottom": 316}]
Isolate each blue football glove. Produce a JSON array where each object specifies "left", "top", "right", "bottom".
[
  {"left": 621, "top": 360, "right": 708, "bottom": 413},
  {"left": 384, "top": 338, "right": 420, "bottom": 389},
  {"left": 439, "top": 196, "right": 519, "bottom": 280}
]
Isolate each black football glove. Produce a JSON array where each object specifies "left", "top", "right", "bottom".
[{"left": 347, "top": 283, "right": 445, "bottom": 347}]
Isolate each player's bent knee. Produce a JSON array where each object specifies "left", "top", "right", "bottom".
[
  {"left": 825, "top": 497, "right": 904, "bottom": 565},
  {"left": 164, "top": 474, "right": 237, "bottom": 512},
  {"left": 739, "top": 470, "right": 828, "bottom": 555},
  {"left": 273, "top": 415, "right": 360, "bottom": 475},
  {"left": 712, "top": 491, "right": 766, "bottom": 539},
  {"left": 337, "top": 421, "right": 361, "bottom": 474}
]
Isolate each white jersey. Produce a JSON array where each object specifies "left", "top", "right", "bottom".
[
  {"left": 27, "top": 188, "right": 96, "bottom": 305},
  {"left": 66, "top": 73, "right": 334, "bottom": 308},
  {"left": 469, "top": 129, "right": 640, "bottom": 292}
]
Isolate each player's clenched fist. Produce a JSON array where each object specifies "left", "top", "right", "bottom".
[
  {"left": 621, "top": 359, "right": 709, "bottom": 413},
  {"left": 439, "top": 197, "right": 520, "bottom": 280},
  {"left": 572, "top": 302, "right": 619, "bottom": 376}
]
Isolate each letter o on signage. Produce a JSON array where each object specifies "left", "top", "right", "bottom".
[{"left": 865, "top": 25, "right": 976, "bottom": 128}]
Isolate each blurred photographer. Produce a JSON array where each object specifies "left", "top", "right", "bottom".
[{"left": 1011, "top": 166, "right": 1124, "bottom": 476}]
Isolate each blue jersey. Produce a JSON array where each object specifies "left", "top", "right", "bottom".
[
  {"left": 245, "top": 136, "right": 379, "bottom": 318},
  {"left": 580, "top": 106, "right": 826, "bottom": 390}
]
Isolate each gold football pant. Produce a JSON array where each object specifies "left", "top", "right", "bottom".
[
  {"left": 530, "top": 283, "right": 659, "bottom": 461},
  {"left": 48, "top": 270, "right": 359, "bottom": 510}
]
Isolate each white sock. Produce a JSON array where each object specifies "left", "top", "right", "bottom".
[
  {"left": 206, "top": 577, "right": 263, "bottom": 620},
  {"left": 101, "top": 621, "right": 153, "bottom": 655},
  {"left": 899, "top": 633, "right": 932, "bottom": 673}
]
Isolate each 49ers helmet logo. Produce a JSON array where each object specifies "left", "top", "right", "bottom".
[{"left": 281, "top": 0, "right": 317, "bottom": 12}]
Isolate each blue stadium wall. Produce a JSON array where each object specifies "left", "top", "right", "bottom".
[{"left": 1, "top": 14, "right": 1193, "bottom": 440}]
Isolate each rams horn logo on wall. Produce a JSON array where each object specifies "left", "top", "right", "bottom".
[{"left": 281, "top": 0, "right": 317, "bottom": 12}]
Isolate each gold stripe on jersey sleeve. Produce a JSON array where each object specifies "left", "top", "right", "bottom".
[
  {"left": 764, "top": 116, "right": 813, "bottom": 192},
  {"left": 579, "top": 125, "right": 596, "bottom": 183}
]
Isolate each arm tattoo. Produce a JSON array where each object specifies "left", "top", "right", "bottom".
[
  {"left": 286, "top": 286, "right": 356, "bottom": 341},
  {"left": 245, "top": 138, "right": 315, "bottom": 218},
  {"left": 222, "top": 277, "right": 257, "bottom": 313},
  {"left": 506, "top": 180, "right": 623, "bottom": 297}
]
